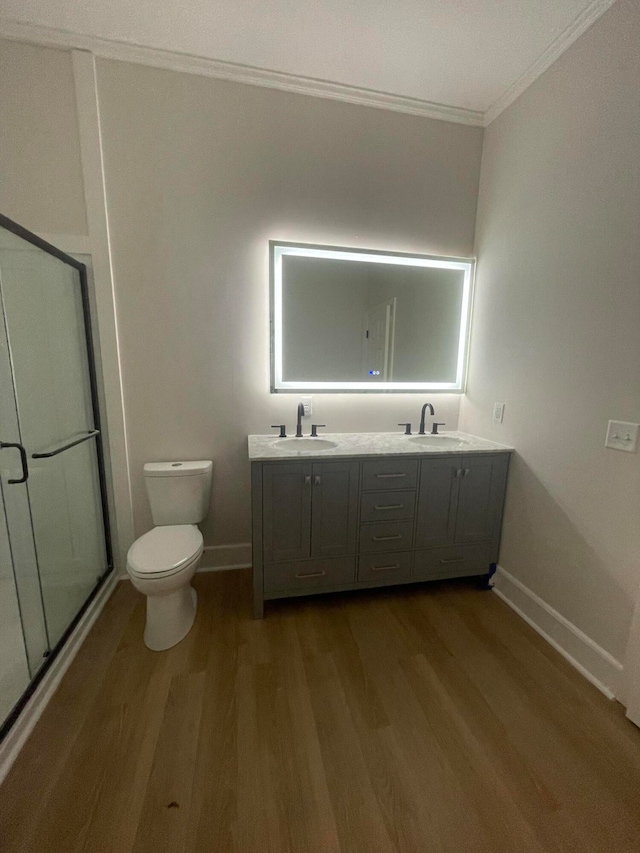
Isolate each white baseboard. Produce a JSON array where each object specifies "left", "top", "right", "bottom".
[
  {"left": 198, "top": 542, "right": 252, "bottom": 572},
  {"left": 493, "top": 565, "right": 623, "bottom": 700},
  {"left": 0, "top": 571, "right": 118, "bottom": 786}
]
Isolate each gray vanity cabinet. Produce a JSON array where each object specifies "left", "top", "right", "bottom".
[
  {"left": 310, "top": 461, "right": 360, "bottom": 558},
  {"left": 262, "top": 462, "right": 313, "bottom": 562},
  {"left": 414, "top": 457, "right": 460, "bottom": 548},
  {"left": 415, "top": 454, "right": 509, "bottom": 549},
  {"left": 252, "top": 450, "right": 510, "bottom": 618},
  {"left": 261, "top": 459, "right": 359, "bottom": 563},
  {"left": 454, "top": 454, "right": 509, "bottom": 545}
]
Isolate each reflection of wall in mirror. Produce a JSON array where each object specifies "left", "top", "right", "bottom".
[
  {"left": 281, "top": 255, "right": 464, "bottom": 384},
  {"left": 366, "top": 267, "right": 464, "bottom": 383},
  {"left": 282, "top": 257, "right": 369, "bottom": 381}
]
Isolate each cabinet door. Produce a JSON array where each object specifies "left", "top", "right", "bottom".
[
  {"left": 415, "top": 456, "right": 461, "bottom": 548},
  {"left": 263, "top": 462, "right": 312, "bottom": 562},
  {"left": 455, "top": 454, "right": 509, "bottom": 545},
  {"left": 311, "top": 460, "right": 359, "bottom": 558}
]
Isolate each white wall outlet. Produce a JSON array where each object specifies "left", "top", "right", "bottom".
[
  {"left": 605, "top": 420, "right": 639, "bottom": 453},
  {"left": 300, "top": 396, "right": 313, "bottom": 417},
  {"left": 492, "top": 402, "right": 505, "bottom": 424}
]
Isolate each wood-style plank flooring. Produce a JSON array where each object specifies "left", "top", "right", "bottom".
[{"left": 2, "top": 569, "right": 640, "bottom": 852}]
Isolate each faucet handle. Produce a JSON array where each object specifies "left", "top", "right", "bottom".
[
  {"left": 311, "top": 424, "right": 326, "bottom": 437},
  {"left": 271, "top": 424, "right": 287, "bottom": 438},
  {"left": 431, "top": 422, "right": 446, "bottom": 435},
  {"left": 398, "top": 423, "right": 412, "bottom": 435}
]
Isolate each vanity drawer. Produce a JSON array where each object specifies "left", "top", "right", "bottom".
[
  {"left": 359, "top": 521, "right": 414, "bottom": 554},
  {"left": 413, "top": 544, "right": 493, "bottom": 580},
  {"left": 264, "top": 556, "right": 355, "bottom": 593},
  {"left": 360, "top": 490, "right": 416, "bottom": 523},
  {"left": 362, "top": 458, "right": 418, "bottom": 491},
  {"left": 357, "top": 551, "right": 413, "bottom": 583}
]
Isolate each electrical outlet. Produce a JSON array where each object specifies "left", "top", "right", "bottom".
[
  {"left": 300, "top": 396, "right": 313, "bottom": 417},
  {"left": 492, "top": 402, "right": 505, "bottom": 424},
  {"left": 605, "top": 420, "right": 639, "bottom": 453}
]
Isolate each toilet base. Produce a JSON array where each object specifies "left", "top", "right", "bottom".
[{"left": 144, "top": 585, "right": 197, "bottom": 651}]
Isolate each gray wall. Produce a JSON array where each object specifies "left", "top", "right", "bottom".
[
  {"left": 0, "top": 39, "right": 87, "bottom": 236},
  {"left": 460, "top": 0, "right": 640, "bottom": 661},
  {"left": 95, "top": 58, "right": 482, "bottom": 543}
]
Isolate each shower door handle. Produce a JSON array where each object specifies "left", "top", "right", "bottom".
[{"left": 0, "top": 441, "right": 29, "bottom": 484}]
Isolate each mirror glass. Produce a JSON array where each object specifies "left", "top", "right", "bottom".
[{"left": 271, "top": 243, "right": 474, "bottom": 392}]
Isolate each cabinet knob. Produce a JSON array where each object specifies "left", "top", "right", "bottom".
[
  {"left": 314, "top": 475, "right": 321, "bottom": 485},
  {"left": 304, "top": 475, "right": 311, "bottom": 485}
]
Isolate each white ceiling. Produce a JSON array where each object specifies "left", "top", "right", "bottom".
[{"left": 0, "top": 0, "right": 615, "bottom": 120}]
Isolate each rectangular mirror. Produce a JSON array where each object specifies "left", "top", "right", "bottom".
[{"left": 270, "top": 242, "right": 474, "bottom": 392}]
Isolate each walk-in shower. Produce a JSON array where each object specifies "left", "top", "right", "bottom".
[{"left": 0, "top": 214, "right": 112, "bottom": 738}]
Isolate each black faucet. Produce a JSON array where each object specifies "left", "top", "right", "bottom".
[
  {"left": 418, "top": 403, "right": 435, "bottom": 435},
  {"left": 295, "top": 403, "right": 305, "bottom": 437}
]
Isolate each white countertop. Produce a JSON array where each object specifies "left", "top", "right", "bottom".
[{"left": 248, "top": 431, "right": 513, "bottom": 461}]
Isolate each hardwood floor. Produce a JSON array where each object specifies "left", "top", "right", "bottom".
[{"left": 2, "top": 569, "right": 640, "bottom": 852}]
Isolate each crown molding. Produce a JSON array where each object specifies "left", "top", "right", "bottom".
[
  {"left": 0, "top": 18, "right": 484, "bottom": 127},
  {"left": 483, "top": 0, "right": 618, "bottom": 126},
  {"left": 0, "top": 1, "right": 619, "bottom": 131}
]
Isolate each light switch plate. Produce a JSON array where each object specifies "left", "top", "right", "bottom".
[
  {"left": 605, "top": 420, "right": 639, "bottom": 453},
  {"left": 300, "top": 396, "right": 313, "bottom": 417},
  {"left": 492, "top": 402, "right": 505, "bottom": 424}
]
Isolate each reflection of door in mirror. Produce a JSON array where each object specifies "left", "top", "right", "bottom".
[{"left": 363, "top": 298, "right": 395, "bottom": 381}]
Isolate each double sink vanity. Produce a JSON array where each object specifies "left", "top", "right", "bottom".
[
  {"left": 249, "top": 429, "right": 512, "bottom": 618},
  {"left": 251, "top": 243, "right": 512, "bottom": 617}
]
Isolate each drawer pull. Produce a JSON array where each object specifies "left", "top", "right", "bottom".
[
  {"left": 370, "top": 563, "right": 400, "bottom": 571},
  {"left": 374, "top": 504, "right": 404, "bottom": 511},
  {"left": 295, "top": 570, "right": 326, "bottom": 579},
  {"left": 439, "top": 557, "right": 465, "bottom": 565},
  {"left": 372, "top": 534, "right": 402, "bottom": 542},
  {"left": 376, "top": 473, "right": 406, "bottom": 479}
]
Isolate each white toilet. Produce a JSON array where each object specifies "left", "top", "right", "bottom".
[{"left": 126, "top": 460, "right": 212, "bottom": 651}]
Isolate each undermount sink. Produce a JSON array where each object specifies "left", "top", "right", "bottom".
[
  {"left": 409, "top": 435, "right": 467, "bottom": 448},
  {"left": 274, "top": 438, "right": 337, "bottom": 451}
]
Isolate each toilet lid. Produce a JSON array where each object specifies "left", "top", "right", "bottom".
[{"left": 127, "top": 525, "right": 203, "bottom": 576}]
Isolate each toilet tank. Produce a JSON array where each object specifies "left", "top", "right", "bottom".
[{"left": 143, "top": 460, "right": 213, "bottom": 526}]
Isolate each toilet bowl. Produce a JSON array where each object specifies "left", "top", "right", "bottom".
[
  {"left": 127, "top": 524, "right": 204, "bottom": 650},
  {"left": 126, "top": 460, "right": 212, "bottom": 650}
]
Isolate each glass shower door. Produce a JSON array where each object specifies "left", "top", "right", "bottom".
[
  {"left": 0, "top": 215, "right": 112, "bottom": 733},
  {"left": 0, "top": 489, "right": 31, "bottom": 726}
]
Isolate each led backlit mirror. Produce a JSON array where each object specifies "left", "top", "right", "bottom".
[{"left": 270, "top": 242, "right": 474, "bottom": 392}]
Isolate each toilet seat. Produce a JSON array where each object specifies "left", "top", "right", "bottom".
[{"left": 127, "top": 524, "right": 203, "bottom": 579}]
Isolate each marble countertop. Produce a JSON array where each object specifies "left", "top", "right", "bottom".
[{"left": 248, "top": 431, "right": 513, "bottom": 461}]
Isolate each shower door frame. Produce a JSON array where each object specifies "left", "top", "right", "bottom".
[{"left": 0, "top": 212, "right": 113, "bottom": 740}]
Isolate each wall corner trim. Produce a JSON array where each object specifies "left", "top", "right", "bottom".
[
  {"left": 71, "top": 49, "right": 135, "bottom": 569},
  {"left": 483, "top": 0, "right": 618, "bottom": 125},
  {"left": 493, "top": 565, "right": 623, "bottom": 700}
]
